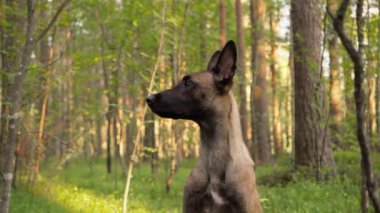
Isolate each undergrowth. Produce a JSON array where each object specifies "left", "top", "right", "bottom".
[{"left": 10, "top": 151, "right": 379, "bottom": 212}]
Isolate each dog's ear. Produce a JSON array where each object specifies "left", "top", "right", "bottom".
[
  {"left": 207, "top": 50, "right": 221, "bottom": 71},
  {"left": 211, "top": 40, "right": 237, "bottom": 91}
]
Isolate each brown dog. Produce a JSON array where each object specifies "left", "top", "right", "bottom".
[{"left": 146, "top": 41, "right": 261, "bottom": 213}]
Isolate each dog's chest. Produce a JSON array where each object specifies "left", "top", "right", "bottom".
[
  {"left": 206, "top": 180, "right": 228, "bottom": 205},
  {"left": 204, "top": 153, "right": 231, "bottom": 207},
  {"left": 203, "top": 139, "right": 230, "bottom": 176}
]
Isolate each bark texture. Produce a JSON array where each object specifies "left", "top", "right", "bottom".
[
  {"left": 0, "top": 1, "right": 35, "bottom": 211},
  {"left": 252, "top": 0, "right": 271, "bottom": 164},
  {"left": 269, "top": 3, "right": 282, "bottom": 157},
  {"left": 291, "top": 0, "right": 334, "bottom": 169},
  {"left": 235, "top": 0, "right": 249, "bottom": 146}
]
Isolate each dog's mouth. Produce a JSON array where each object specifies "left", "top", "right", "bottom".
[{"left": 147, "top": 101, "right": 183, "bottom": 120}]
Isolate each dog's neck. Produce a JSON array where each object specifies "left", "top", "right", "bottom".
[
  {"left": 199, "top": 92, "right": 244, "bottom": 145},
  {"left": 198, "top": 92, "right": 253, "bottom": 177}
]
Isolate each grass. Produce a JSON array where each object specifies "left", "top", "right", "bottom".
[{"left": 10, "top": 151, "right": 380, "bottom": 212}]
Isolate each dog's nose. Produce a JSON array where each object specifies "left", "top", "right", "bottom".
[{"left": 146, "top": 95, "right": 155, "bottom": 104}]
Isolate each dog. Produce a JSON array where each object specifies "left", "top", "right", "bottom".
[{"left": 146, "top": 41, "right": 261, "bottom": 213}]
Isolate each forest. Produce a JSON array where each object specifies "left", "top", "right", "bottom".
[{"left": 0, "top": 0, "right": 380, "bottom": 212}]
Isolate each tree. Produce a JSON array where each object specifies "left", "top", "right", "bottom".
[
  {"left": 269, "top": 0, "right": 282, "bottom": 157},
  {"left": 34, "top": 1, "right": 55, "bottom": 179},
  {"left": 0, "top": 0, "right": 70, "bottom": 211},
  {"left": 235, "top": 0, "right": 249, "bottom": 146},
  {"left": 291, "top": 0, "right": 334, "bottom": 172},
  {"left": 251, "top": 0, "right": 271, "bottom": 164},
  {"left": 327, "top": 0, "right": 344, "bottom": 147},
  {"left": 327, "top": 0, "right": 380, "bottom": 211}
]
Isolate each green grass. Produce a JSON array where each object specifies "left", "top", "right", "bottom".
[{"left": 10, "top": 151, "right": 379, "bottom": 212}]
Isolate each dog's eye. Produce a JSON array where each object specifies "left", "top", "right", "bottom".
[{"left": 184, "top": 79, "right": 192, "bottom": 87}]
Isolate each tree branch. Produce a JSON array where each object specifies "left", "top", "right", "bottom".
[
  {"left": 327, "top": 0, "right": 380, "bottom": 211},
  {"left": 34, "top": 0, "right": 70, "bottom": 44},
  {"left": 326, "top": 0, "right": 359, "bottom": 62}
]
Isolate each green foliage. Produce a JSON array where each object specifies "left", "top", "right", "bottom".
[
  {"left": 11, "top": 151, "right": 380, "bottom": 212},
  {"left": 260, "top": 179, "right": 359, "bottom": 212}
]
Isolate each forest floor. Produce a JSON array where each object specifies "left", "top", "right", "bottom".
[{"left": 10, "top": 151, "right": 380, "bottom": 213}]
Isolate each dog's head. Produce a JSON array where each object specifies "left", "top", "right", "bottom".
[{"left": 146, "top": 41, "right": 237, "bottom": 122}]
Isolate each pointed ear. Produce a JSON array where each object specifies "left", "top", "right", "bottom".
[
  {"left": 212, "top": 40, "right": 237, "bottom": 90},
  {"left": 207, "top": 51, "right": 221, "bottom": 71}
]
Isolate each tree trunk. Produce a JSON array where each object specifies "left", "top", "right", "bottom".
[
  {"left": 95, "top": 114, "right": 103, "bottom": 157},
  {"left": 252, "top": 0, "right": 271, "bottom": 164},
  {"left": 377, "top": 63, "right": 380, "bottom": 137},
  {"left": 269, "top": 2, "right": 282, "bottom": 157},
  {"left": 249, "top": 0, "right": 257, "bottom": 159},
  {"left": 61, "top": 27, "right": 73, "bottom": 162},
  {"left": 328, "top": 30, "right": 344, "bottom": 147},
  {"left": 288, "top": 36, "right": 295, "bottom": 153},
  {"left": 361, "top": 162, "right": 369, "bottom": 213},
  {"left": 100, "top": 22, "right": 112, "bottom": 173},
  {"left": 328, "top": 0, "right": 380, "bottom": 210},
  {"left": 34, "top": 7, "right": 55, "bottom": 179},
  {"left": 235, "top": 0, "right": 249, "bottom": 147},
  {"left": 291, "top": 0, "right": 334, "bottom": 171},
  {"left": 144, "top": 111, "right": 158, "bottom": 174},
  {"left": 219, "top": 0, "right": 226, "bottom": 48},
  {"left": 327, "top": 0, "right": 344, "bottom": 148},
  {"left": 368, "top": 77, "right": 377, "bottom": 138},
  {"left": 1, "top": 1, "right": 35, "bottom": 211},
  {"left": 166, "top": 150, "right": 176, "bottom": 193},
  {"left": 377, "top": 0, "right": 380, "bottom": 137}
]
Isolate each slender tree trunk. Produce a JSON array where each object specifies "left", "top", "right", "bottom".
[
  {"left": 327, "top": 0, "right": 344, "bottom": 148},
  {"left": 93, "top": 66, "right": 104, "bottom": 158},
  {"left": 288, "top": 37, "right": 295, "bottom": 152},
  {"left": 126, "top": 41, "right": 138, "bottom": 161},
  {"left": 328, "top": 0, "right": 380, "bottom": 210},
  {"left": 328, "top": 31, "right": 344, "bottom": 146},
  {"left": 95, "top": 110, "right": 103, "bottom": 157},
  {"left": 34, "top": 9, "right": 55, "bottom": 179},
  {"left": 166, "top": 146, "right": 176, "bottom": 193},
  {"left": 1, "top": 1, "right": 35, "bottom": 211},
  {"left": 235, "top": 0, "right": 249, "bottom": 147},
  {"left": 219, "top": 0, "right": 226, "bottom": 48},
  {"left": 377, "top": 72, "right": 380, "bottom": 137},
  {"left": 144, "top": 111, "right": 157, "bottom": 173},
  {"left": 377, "top": 61, "right": 380, "bottom": 137},
  {"left": 61, "top": 27, "right": 73, "bottom": 161},
  {"left": 106, "top": 113, "right": 112, "bottom": 173},
  {"left": 249, "top": 0, "right": 257, "bottom": 159},
  {"left": 100, "top": 21, "right": 112, "bottom": 173},
  {"left": 366, "top": 11, "right": 377, "bottom": 139},
  {"left": 269, "top": 3, "right": 282, "bottom": 157},
  {"left": 252, "top": 0, "right": 271, "bottom": 164},
  {"left": 368, "top": 77, "right": 377, "bottom": 137},
  {"left": 361, "top": 161, "right": 369, "bottom": 213},
  {"left": 291, "top": 0, "right": 334, "bottom": 171},
  {"left": 126, "top": 98, "right": 137, "bottom": 160},
  {"left": 0, "top": 0, "right": 17, "bottom": 177},
  {"left": 377, "top": 2, "right": 380, "bottom": 137}
]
